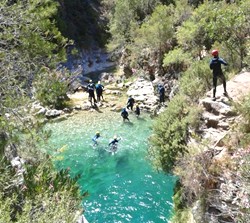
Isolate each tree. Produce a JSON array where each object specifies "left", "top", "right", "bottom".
[
  {"left": 0, "top": 1, "right": 83, "bottom": 220},
  {"left": 133, "top": 4, "right": 175, "bottom": 56}
]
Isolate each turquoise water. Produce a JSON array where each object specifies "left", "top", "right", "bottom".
[{"left": 45, "top": 110, "right": 175, "bottom": 223}]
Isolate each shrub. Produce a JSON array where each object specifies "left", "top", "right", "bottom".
[
  {"left": 0, "top": 156, "right": 84, "bottom": 222},
  {"left": 149, "top": 94, "right": 202, "bottom": 172},
  {"left": 35, "top": 69, "right": 70, "bottom": 109},
  {"left": 179, "top": 59, "right": 211, "bottom": 101},
  {"left": 163, "top": 48, "right": 192, "bottom": 74}
]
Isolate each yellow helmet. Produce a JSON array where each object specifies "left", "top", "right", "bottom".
[
  {"left": 89, "top": 79, "right": 92, "bottom": 83},
  {"left": 96, "top": 131, "right": 100, "bottom": 135},
  {"left": 113, "top": 135, "right": 117, "bottom": 139}
]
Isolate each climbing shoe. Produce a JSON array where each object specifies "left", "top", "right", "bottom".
[{"left": 212, "top": 97, "right": 216, "bottom": 101}]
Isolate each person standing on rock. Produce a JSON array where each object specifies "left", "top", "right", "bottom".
[
  {"left": 87, "top": 79, "right": 97, "bottom": 106},
  {"left": 96, "top": 81, "right": 104, "bottom": 102},
  {"left": 210, "top": 49, "right": 228, "bottom": 101},
  {"left": 127, "top": 96, "right": 135, "bottom": 110},
  {"left": 158, "top": 84, "right": 165, "bottom": 104}
]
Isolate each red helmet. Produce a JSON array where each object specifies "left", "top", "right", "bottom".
[{"left": 212, "top": 49, "right": 219, "bottom": 56}]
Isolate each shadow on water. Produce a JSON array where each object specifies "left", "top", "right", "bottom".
[
  {"left": 137, "top": 116, "right": 146, "bottom": 121},
  {"left": 115, "top": 152, "right": 129, "bottom": 170},
  {"left": 122, "top": 121, "right": 134, "bottom": 126}
]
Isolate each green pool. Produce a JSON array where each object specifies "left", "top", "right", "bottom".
[{"left": 45, "top": 110, "right": 175, "bottom": 222}]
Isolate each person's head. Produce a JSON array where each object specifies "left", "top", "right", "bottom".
[
  {"left": 96, "top": 131, "right": 100, "bottom": 136},
  {"left": 89, "top": 79, "right": 92, "bottom": 83},
  {"left": 114, "top": 135, "right": 117, "bottom": 139},
  {"left": 98, "top": 81, "right": 101, "bottom": 84},
  {"left": 211, "top": 49, "right": 219, "bottom": 57}
]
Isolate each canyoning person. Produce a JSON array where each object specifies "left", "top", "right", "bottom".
[
  {"left": 92, "top": 131, "right": 101, "bottom": 146},
  {"left": 87, "top": 79, "right": 97, "bottom": 105},
  {"left": 121, "top": 107, "right": 130, "bottom": 122},
  {"left": 127, "top": 95, "right": 135, "bottom": 110},
  {"left": 96, "top": 81, "right": 104, "bottom": 102},
  {"left": 135, "top": 104, "right": 140, "bottom": 117},
  {"left": 158, "top": 84, "right": 165, "bottom": 104},
  {"left": 108, "top": 135, "right": 121, "bottom": 153},
  {"left": 210, "top": 49, "right": 228, "bottom": 101}
]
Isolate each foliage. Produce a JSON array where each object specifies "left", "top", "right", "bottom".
[
  {"left": 179, "top": 59, "right": 211, "bottom": 101},
  {"left": 34, "top": 69, "right": 70, "bottom": 109},
  {"left": 107, "top": 0, "right": 165, "bottom": 50},
  {"left": 176, "top": 1, "right": 212, "bottom": 57},
  {"left": 132, "top": 4, "right": 175, "bottom": 56},
  {"left": 177, "top": 0, "right": 250, "bottom": 71},
  {"left": 235, "top": 93, "right": 250, "bottom": 146},
  {"left": 0, "top": 156, "right": 84, "bottom": 222},
  {"left": 57, "top": 0, "right": 109, "bottom": 47},
  {"left": 205, "top": 0, "right": 250, "bottom": 70},
  {"left": 163, "top": 48, "right": 192, "bottom": 74},
  {"left": 0, "top": 1, "right": 84, "bottom": 221},
  {"left": 0, "top": 0, "right": 68, "bottom": 112},
  {"left": 149, "top": 94, "right": 202, "bottom": 172}
]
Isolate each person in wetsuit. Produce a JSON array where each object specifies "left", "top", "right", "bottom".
[
  {"left": 127, "top": 96, "right": 135, "bottom": 110},
  {"left": 135, "top": 104, "right": 140, "bottom": 117},
  {"left": 92, "top": 131, "right": 100, "bottom": 146},
  {"left": 158, "top": 84, "right": 165, "bottom": 104},
  {"left": 209, "top": 49, "right": 228, "bottom": 101},
  {"left": 87, "top": 79, "right": 97, "bottom": 105},
  {"left": 108, "top": 135, "right": 121, "bottom": 152},
  {"left": 96, "top": 81, "right": 104, "bottom": 102},
  {"left": 121, "top": 108, "right": 130, "bottom": 122}
]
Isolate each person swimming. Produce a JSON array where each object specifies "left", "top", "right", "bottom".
[{"left": 108, "top": 135, "right": 121, "bottom": 153}]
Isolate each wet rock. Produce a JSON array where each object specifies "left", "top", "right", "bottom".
[{"left": 45, "top": 109, "right": 63, "bottom": 118}]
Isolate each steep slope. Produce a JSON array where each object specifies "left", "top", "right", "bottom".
[{"left": 188, "top": 72, "right": 250, "bottom": 222}]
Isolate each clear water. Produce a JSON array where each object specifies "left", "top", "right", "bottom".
[{"left": 45, "top": 110, "right": 175, "bottom": 223}]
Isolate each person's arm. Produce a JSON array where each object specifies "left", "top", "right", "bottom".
[{"left": 219, "top": 58, "right": 228, "bottom": 66}]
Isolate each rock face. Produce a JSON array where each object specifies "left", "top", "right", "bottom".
[
  {"left": 198, "top": 72, "right": 250, "bottom": 148},
  {"left": 126, "top": 78, "right": 159, "bottom": 112},
  {"left": 189, "top": 72, "right": 250, "bottom": 223}
]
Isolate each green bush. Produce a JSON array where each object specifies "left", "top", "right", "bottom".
[
  {"left": 0, "top": 156, "right": 84, "bottom": 222},
  {"left": 163, "top": 48, "right": 192, "bottom": 74},
  {"left": 149, "top": 94, "right": 202, "bottom": 172},
  {"left": 35, "top": 70, "right": 69, "bottom": 109},
  {"left": 180, "top": 59, "right": 211, "bottom": 101}
]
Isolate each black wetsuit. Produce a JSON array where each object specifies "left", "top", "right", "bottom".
[
  {"left": 121, "top": 108, "right": 129, "bottom": 121},
  {"left": 210, "top": 57, "right": 228, "bottom": 98},
  {"left": 135, "top": 106, "right": 140, "bottom": 116},
  {"left": 159, "top": 86, "right": 165, "bottom": 103},
  {"left": 87, "top": 83, "right": 97, "bottom": 104},
  {"left": 96, "top": 83, "right": 104, "bottom": 102},
  {"left": 127, "top": 97, "right": 135, "bottom": 110}
]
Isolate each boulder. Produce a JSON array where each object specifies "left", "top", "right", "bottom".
[{"left": 45, "top": 109, "right": 63, "bottom": 118}]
